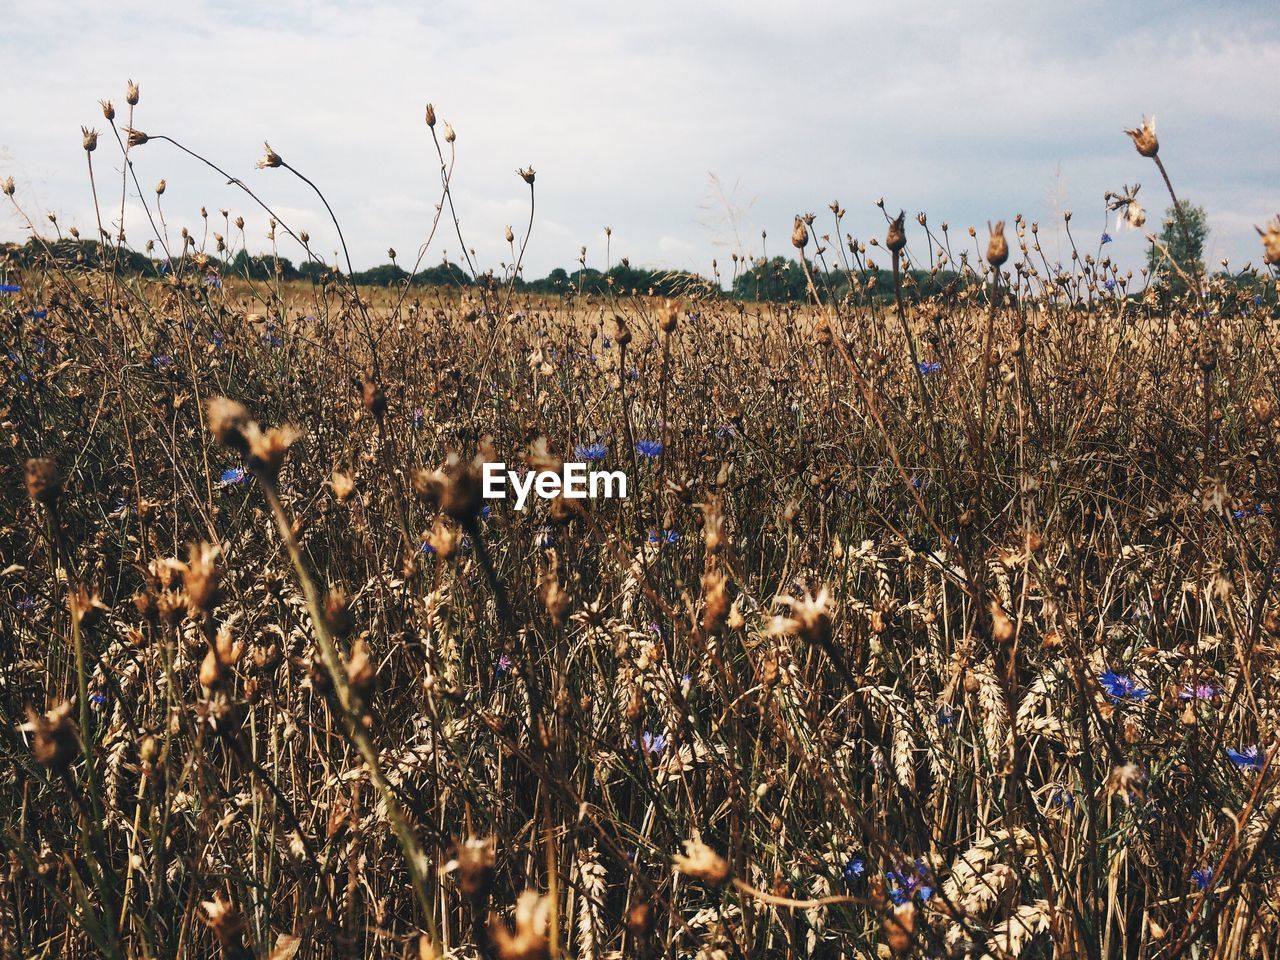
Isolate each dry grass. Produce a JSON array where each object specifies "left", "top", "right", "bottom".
[{"left": 2, "top": 88, "right": 1280, "bottom": 959}]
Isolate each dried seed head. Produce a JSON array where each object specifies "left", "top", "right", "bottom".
[
  {"left": 100, "top": 99, "right": 115, "bottom": 121},
  {"left": 346, "top": 637, "right": 376, "bottom": 706},
  {"left": 81, "top": 126, "right": 98, "bottom": 152},
  {"left": 989, "top": 600, "right": 1015, "bottom": 644},
  {"left": 886, "top": 210, "right": 906, "bottom": 254},
  {"left": 70, "top": 585, "right": 108, "bottom": 629},
  {"left": 323, "top": 588, "right": 354, "bottom": 638},
  {"left": 24, "top": 457, "right": 62, "bottom": 506},
  {"left": 673, "top": 838, "right": 732, "bottom": 886},
  {"left": 791, "top": 215, "right": 809, "bottom": 250},
  {"left": 505, "top": 225, "right": 515, "bottom": 244},
  {"left": 444, "top": 836, "right": 497, "bottom": 901},
  {"left": 424, "top": 102, "right": 437, "bottom": 127},
  {"left": 199, "top": 893, "right": 247, "bottom": 951},
  {"left": 1125, "top": 115, "right": 1159, "bottom": 158},
  {"left": 702, "top": 567, "right": 730, "bottom": 633},
  {"left": 25, "top": 702, "right": 79, "bottom": 771},
  {"left": 1126, "top": 201, "right": 1147, "bottom": 229},
  {"left": 539, "top": 551, "right": 571, "bottom": 626},
  {"left": 986, "top": 221, "right": 1009, "bottom": 268},
  {"left": 244, "top": 423, "right": 299, "bottom": 482},
  {"left": 331, "top": 469, "right": 355, "bottom": 504},
  {"left": 626, "top": 901, "right": 655, "bottom": 938},
  {"left": 124, "top": 127, "right": 149, "bottom": 147},
  {"left": 885, "top": 901, "right": 916, "bottom": 955},
  {"left": 443, "top": 122, "right": 456, "bottom": 144},
  {"left": 256, "top": 143, "right": 283, "bottom": 169},
  {"left": 1, "top": 176, "right": 14, "bottom": 197},
  {"left": 362, "top": 379, "right": 387, "bottom": 420},
  {"left": 1257, "top": 216, "right": 1280, "bottom": 266},
  {"left": 489, "top": 890, "right": 551, "bottom": 960},
  {"left": 155, "top": 178, "right": 166, "bottom": 196},
  {"left": 518, "top": 166, "right": 536, "bottom": 185},
  {"left": 769, "top": 587, "right": 833, "bottom": 648},
  {"left": 125, "top": 79, "right": 140, "bottom": 105},
  {"left": 659, "top": 298, "right": 680, "bottom": 333},
  {"left": 206, "top": 396, "right": 251, "bottom": 452}
]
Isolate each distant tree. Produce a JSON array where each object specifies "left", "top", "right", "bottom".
[{"left": 1147, "top": 200, "right": 1207, "bottom": 283}]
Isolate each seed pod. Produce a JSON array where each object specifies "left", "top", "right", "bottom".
[
  {"left": 1125, "top": 115, "right": 1159, "bottom": 158},
  {"left": 886, "top": 210, "right": 906, "bottom": 254},
  {"left": 987, "top": 221, "right": 1009, "bottom": 268},
  {"left": 791, "top": 215, "right": 809, "bottom": 250},
  {"left": 24, "top": 457, "right": 61, "bottom": 506},
  {"left": 27, "top": 702, "right": 79, "bottom": 771}
]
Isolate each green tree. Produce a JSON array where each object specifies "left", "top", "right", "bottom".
[{"left": 1147, "top": 199, "right": 1208, "bottom": 282}]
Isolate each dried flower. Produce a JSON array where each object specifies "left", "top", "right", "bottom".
[
  {"left": 125, "top": 79, "right": 140, "bottom": 106},
  {"left": 987, "top": 221, "right": 1009, "bottom": 267},
  {"left": 424, "top": 102, "right": 437, "bottom": 127},
  {"left": 24, "top": 702, "right": 79, "bottom": 771},
  {"left": 673, "top": 838, "right": 732, "bottom": 886},
  {"left": 886, "top": 210, "right": 906, "bottom": 254},
  {"left": 256, "top": 143, "right": 283, "bottom": 169},
  {"left": 791, "top": 215, "right": 809, "bottom": 250},
  {"left": 81, "top": 126, "right": 98, "bottom": 152},
  {"left": 25, "top": 457, "right": 61, "bottom": 506},
  {"left": 1125, "top": 115, "right": 1159, "bottom": 158},
  {"left": 518, "top": 166, "right": 536, "bottom": 184},
  {"left": 124, "top": 127, "right": 149, "bottom": 147},
  {"left": 489, "top": 890, "right": 551, "bottom": 960},
  {"left": 1257, "top": 216, "right": 1280, "bottom": 266}
]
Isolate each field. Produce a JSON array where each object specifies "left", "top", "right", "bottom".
[{"left": 3, "top": 104, "right": 1280, "bottom": 960}]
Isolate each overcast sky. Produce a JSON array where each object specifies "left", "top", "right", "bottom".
[{"left": 2, "top": 1, "right": 1278, "bottom": 282}]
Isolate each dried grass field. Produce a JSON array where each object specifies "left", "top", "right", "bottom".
[{"left": 3, "top": 93, "right": 1280, "bottom": 959}]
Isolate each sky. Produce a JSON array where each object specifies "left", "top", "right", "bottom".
[{"left": 2, "top": 1, "right": 1278, "bottom": 283}]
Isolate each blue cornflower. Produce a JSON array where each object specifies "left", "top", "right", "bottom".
[
  {"left": 1191, "top": 866, "right": 1214, "bottom": 890},
  {"left": 574, "top": 442, "right": 607, "bottom": 462},
  {"left": 1227, "top": 745, "right": 1265, "bottom": 769},
  {"left": 28, "top": 309, "right": 47, "bottom": 319},
  {"left": 480, "top": 504, "right": 492, "bottom": 521},
  {"left": 648, "top": 529, "right": 678, "bottom": 545},
  {"left": 89, "top": 692, "right": 108, "bottom": 710},
  {"left": 936, "top": 706, "right": 954, "bottom": 727},
  {"left": 204, "top": 274, "right": 223, "bottom": 289},
  {"left": 1048, "top": 784, "right": 1076, "bottom": 810},
  {"left": 151, "top": 354, "right": 173, "bottom": 368},
  {"left": 0, "top": 284, "right": 19, "bottom": 293},
  {"left": 637, "top": 731, "right": 667, "bottom": 755},
  {"left": 264, "top": 333, "right": 284, "bottom": 348},
  {"left": 885, "top": 861, "right": 933, "bottom": 905},
  {"left": 635, "top": 439, "right": 663, "bottom": 457},
  {"left": 16, "top": 596, "right": 36, "bottom": 614},
  {"left": 680, "top": 672, "right": 692, "bottom": 687},
  {"left": 715, "top": 423, "right": 737, "bottom": 438},
  {"left": 1100, "top": 670, "right": 1149, "bottom": 701},
  {"left": 412, "top": 408, "right": 425, "bottom": 429},
  {"left": 419, "top": 541, "right": 436, "bottom": 556},
  {"left": 1105, "top": 279, "right": 1116, "bottom": 290},
  {"left": 1179, "top": 683, "right": 1218, "bottom": 701},
  {"left": 495, "top": 654, "right": 513, "bottom": 678},
  {"left": 917, "top": 361, "right": 941, "bottom": 374},
  {"left": 537, "top": 527, "right": 555, "bottom": 548},
  {"left": 1101, "top": 232, "right": 1113, "bottom": 245},
  {"left": 218, "top": 466, "right": 247, "bottom": 488},
  {"left": 842, "top": 856, "right": 866, "bottom": 880}
]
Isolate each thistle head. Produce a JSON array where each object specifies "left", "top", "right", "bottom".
[
  {"left": 986, "top": 220, "right": 1009, "bottom": 268},
  {"left": 1125, "top": 115, "right": 1159, "bottom": 158}
]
